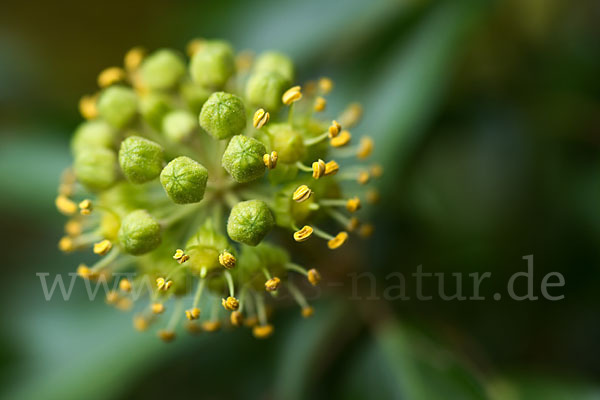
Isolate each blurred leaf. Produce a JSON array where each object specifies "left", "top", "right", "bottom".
[{"left": 488, "top": 374, "right": 600, "bottom": 400}]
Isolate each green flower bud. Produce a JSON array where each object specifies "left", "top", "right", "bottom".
[
  {"left": 221, "top": 135, "right": 266, "bottom": 183},
  {"left": 162, "top": 110, "right": 197, "bottom": 143},
  {"left": 189, "top": 40, "right": 235, "bottom": 87},
  {"left": 74, "top": 147, "right": 118, "bottom": 191},
  {"left": 268, "top": 123, "right": 305, "bottom": 163},
  {"left": 140, "top": 49, "right": 186, "bottom": 90},
  {"left": 199, "top": 92, "right": 246, "bottom": 140},
  {"left": 97, "top": 85, "right": 138, "bottom": 129},
  {"left": 118, "top": 209, "right": 162, "bottom": 255},
  {"left": 160, "top": 156, "right": 208, "bottom": 204},
  {"left": 180, "top": 83, "right": 211, "bottom": 115},
  {"left": 118, "top": 136, "right": 164, "bottom": 183},
  {"left": 254, "top": 51, "right": 295, "bottom": 83},
  {"left": 245, "top": 71, "right": 289, "bottom": 112},
  {"left": 71, "top": 120, "right": 116, "bottom": 153},
  {"left": 140, "top": 93, "right": 172, "bottom": 131},
  {"left": 227, "top": 200, "right": 274, "bottom": 246}
]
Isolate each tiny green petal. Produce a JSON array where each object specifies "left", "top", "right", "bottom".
[
  {"left": 118, "top": 209, "right": 162, "bottom": 255},
  {"left": 199, "top": 92, "right": 246, "bottom": 140},
  {"left": 160, "top": 156, "right": 208, "bottom": 204},
  {"left": 118, "top": 135, "right": 164, "bottom": 183},
  {"left": 227, "top": 200, "right": 274, "bottom": 246},
  {"left": 221, "top": 135, "right": 266, "bottom": 183},
  {"left": 97, "top": 85, "right": 138, "bottom": 129}
]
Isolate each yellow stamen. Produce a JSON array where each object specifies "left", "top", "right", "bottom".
[
  {"left": 318, "top": 77, "right": 334, "bottom": 94},
  {"left": 172, "top": 249, "right": 190, "bottom": 264},
  {"left": 265, "top": 277, "right": 281, "bottom": 292},
  {"left": 307, "top": 268, "right": 321, "bottom": 286},
  {"left": 219, "top": 251, "right": 236, "bottom": 269},
  {"left": 230, "top": 311, "right": 244, "bottom": 327},
  {"left": 58, "top": 183, "right": 74, "bottom": 197},
  {"left": 186, "top": 38, "right": 205, "bottom": 57},
  {"left": 282, "top": 86, "right": 302, "bottom": 105},
  {"left": 327, "top": 232, "right": 348, "bottom": 249},
  {"left": 360, "top": 224, "right": 374, "bottom": 238},
  {"left": 77, "top": 264, "right": 96, "bottom": 280},
  {"left": 65, "top": 220, "right": 82, "bottom": 237},
  {"left": 348, "top": 217, "right": 360, "bottom": 232},
  {"left": 314, "top": 96, "right": 326, "bottom": 112},
  {"left": 202, "top": 321, "right": 221, "bottom": 332},
  {"left": 58, "top": 236, "right": 74, "bottom": 252},
  {"left": 366, "top": 189, "right": 380, "bottom": 204},
  {"left": 331, "top": 130, "right": 351, "bottom": 147},
  {"left": 324, "top": 160, "right": 339, "bottom": 176},
  {"left": 263, "top": 151, "right": 278, "bottom": 169},
  {"left": 253, "top": 108, "right": 270, "bottom": 129},
  {"left": 292, "top": 185, "right": 312, "bottom": 202},
  {"left": 97, "top": 67, "right": 126, "bottom": 88},
  {"left": 252, "top": 324, "right": 274, "bottom": 339},
  {"left": 156, "top": 277, "right": 173, "bottom": 291},
  {"left": 119, "top": 278, "right": 132, "bottom": 292},
  {"left": 133, "top": 315, "right": 149, "bottom": 331},
  {"left": 222, "top": 296, "right": 240, "bottom": 311},
  {"left": 328, "top": 120, "right": 342, "bottom": 138},
  {"left": 370, "top": 164, "right": 384, "bottom": 178},
  {"left": 357, "top": 137, "right": 374, "bottom": 159},
  {"left": 185, "top": 307, "right": 201, "bottom": 320},
  {"left": 116, "top": 298, "right": 132, "bottom": 311},
  {"left": 338, "top": 102, "right": 363, "bottom": 128},
  {"left": 357, "top": 171, "right": 370, "bottom": 185},
  {"left": 301, "top": 306, "right": 314, "bottom": 318},
  {"left": 346, "top": 197, "right": 361, "bottom": 213},
  {"left": 152, "top": 303, "right": 165, "bottom": 314},
  {"left": 106, "top": 290, "right": 119, "bottom": 305},
  {"left": 244, "top": 316, "right": 258, "bottom": 328},
  {"left": 293, "top": 225, "right": 313, "bottom": 242},
  {"left": 55, "top": 195, "right": 78, "bottom": 216},
  {"left": 158, "top": 330, "right": 176, "bottom": 342},
  {"left": 124, "top": 46, "right": 145, "bottom": 72},
  {"left": 312, "top": 159, "right": 326, "bottom": 179},
  {"left": 93, "top": 239, "right": 112, "bottom": 256},
  {"left": 78, "top": 94, "right": 98, "bottom": 120},
  {"left": 79, "top": 199, "right": 93, "bottom": 215}
]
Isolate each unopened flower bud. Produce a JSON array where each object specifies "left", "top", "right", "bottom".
[
  {"left": 189, "top": 40, "right": 235, "bottom": 87},
  {"left": 139, "top": 93, "right": 172, "bottom": 131},
  {"left": 221, "top": 135, "right": 266, "bottom": 183},
  {"left": 97, "top": 85, "right": 138, "bottom": 129},
  {"left": 180, "top": 83, "right": 211, "bottom": 115},
  {"left": 118, "top": 136, "right": 164, "bottom": 184},
  {"left": 160, "top": 156, "right": 208, "bottom": 204},
  {"left": 74, "top": 147, "right": 118, "bottom": 191},
  {"left": 253, "top": 51, "right": 294, "bottom": 83},
  {"left": 162, "top": 110, "right": 197, "bottom": 143},
  {"left": 245, "top": 71, "right": 289, "bottom": 112},
  {"left": 71, "top": 120, "right": 116, "bottom": 153},
  {"left": 140, "top": 49, "right": 186, "bottom": 90},
  {"left": 199, "top": 92, "right": 246, "bottom": 140},
  {"left": 227, "top": 200, "right": 274, "bottom": 246},
  {"left": 118, "top": 210, "right": 162, "bottom": 255}
]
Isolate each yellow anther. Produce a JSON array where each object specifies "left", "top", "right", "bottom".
[
  {"left": 58, "top": 236, "right": 74, "bottom": 252},
  {"left": 158, "top": 330, "right": 176, "bottom": 342},
  {"left": 324, "top": 160, "right": 339, "bottom": 176},
  {"left": 357, "top": 171, "right": 370, "bottom": 185},
  {"left": 156, "top": 277, "right": 173, "bottom": 291},
  {"left": 244, "top": 316, "right": 259, "bottom": 328},
  {"left": 292, "top": 185, "right": 312, "bottom": 203},
  {"left": 235, "top": 50, "right": 254, "bottom": 71},
  {"left": 304, "top": 80, "right": 317, "bottom": 95},
  {"left": 186, "top": 38, "right": 205, "bottom": 57},
  {"left": 252, "top": 324, "right": 274, "bottom": 339},
  {"left": 230, "top": 311, "right": 244, "bottom": 327},
  {"left": 301, "top": 306, "right": 314, "bottom": 318},
  {"left": 76, "top": 264, "right": 95, "bottom": 280},
  {"left": 79, "top": 199, "right": 93, "bottom": 215},
  {"left": 97, "top": 66, "right": 126, "bottom": 88},
  {"left": 263, "top": 151, "right": 278, "bottom": 169},
  {"left": 119, "top": 278, "right": 132, "bottom": 292},
  {"left": 312, "top": 159, "right": 326, "bottom": 179},
  {"left": 348, "top": 217, "right": 360, "bottom": 232},
  {"left": 370, "top": 164, "right": 384, "bottom": 178},
  {"left": 172, "top": 249, "right": 190, "bottom": 264},
  {"left": 331, "top": 130, "right": 352, "bottom": 147},
  {"left": 202, "top": 321, "right": 221, "bottom": 332},
  {"left": 106, "top": 290, "right": 119, "bottom": 305},
  {"left": 265, "top": 277, "right": 281, "bottom": 292},
  {"left": 65, "top": 220, "right": 82, "bottom": 237},
  {"left": 116, "top": 298, "right": 133, "bottom": 311},
  {"left": 219, "top": 251, "right": 237, "bottom": 269},
  {"left": 327, "top": 231, "right": 348, "bottom": 250},
  {"left": 307, "top": 268, "right": 321, "bottom": 286},
  {"left": 282, "top": 85, "right": 302, "bottom": 105},
  {"left": 124, "top": 46, "right": 145, "bottom": 71},
  {"left": 93, "top": 239, "right": 112, "bottom": 256},
  {"left": 152, "top": 303, "right": 165, "bottom": 314},
  {"left": 133, "top": 315, "right": 149, "bottom": 331},
  {"left": 58, "top": 183, "right": 74, "bottom": 197},
  {"left": 357, "top": 136, "right": 374, "bottom": 159},
  {"left": 185, "top": 322, "right": 202, "bottom": 334},
  {"left": 222, "top": 296, "right": 240, "bottom": 311},
  {"left": 253, "top": 108, "right": 270, "bottom": 129},
  {"left": 293, "top": 225, "right": 313, "bottom": 242},
  {"left": 55, "top": 195, "right": 78, "bottom": 216},
  {"left": 328, "top": 120, "right": 342, "bottom": 138},
  {"left": 314, "top": 96, "right": 326, "bottom": 112},
  {"left": 359, "top": 224, "right": 374, "bottom": 238},
  {"left": 346, "top": 197, "right": 361, "bottom": 213},
  {"left": 318, "top": 77, "right": 334, "bottom": 94},
  {"left": 78, "top": 94, "right": 98, "bottom": 120},
  {"left": 338, "top": 102, "right": 363, "bottom": 128},
  {"left": 185, "top": 307, "right": 201, "bottom": 320},
  {"left": 366, "top": 189, "right": 380, "bottom": 204}
]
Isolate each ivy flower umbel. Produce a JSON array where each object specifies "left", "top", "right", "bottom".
[{"left": 57, "top": 39, "right": 382, "bottom": 341}]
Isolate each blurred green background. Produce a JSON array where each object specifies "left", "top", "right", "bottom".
[{"left": 1, "top": 0, "right": 600, "bottom": 399}]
